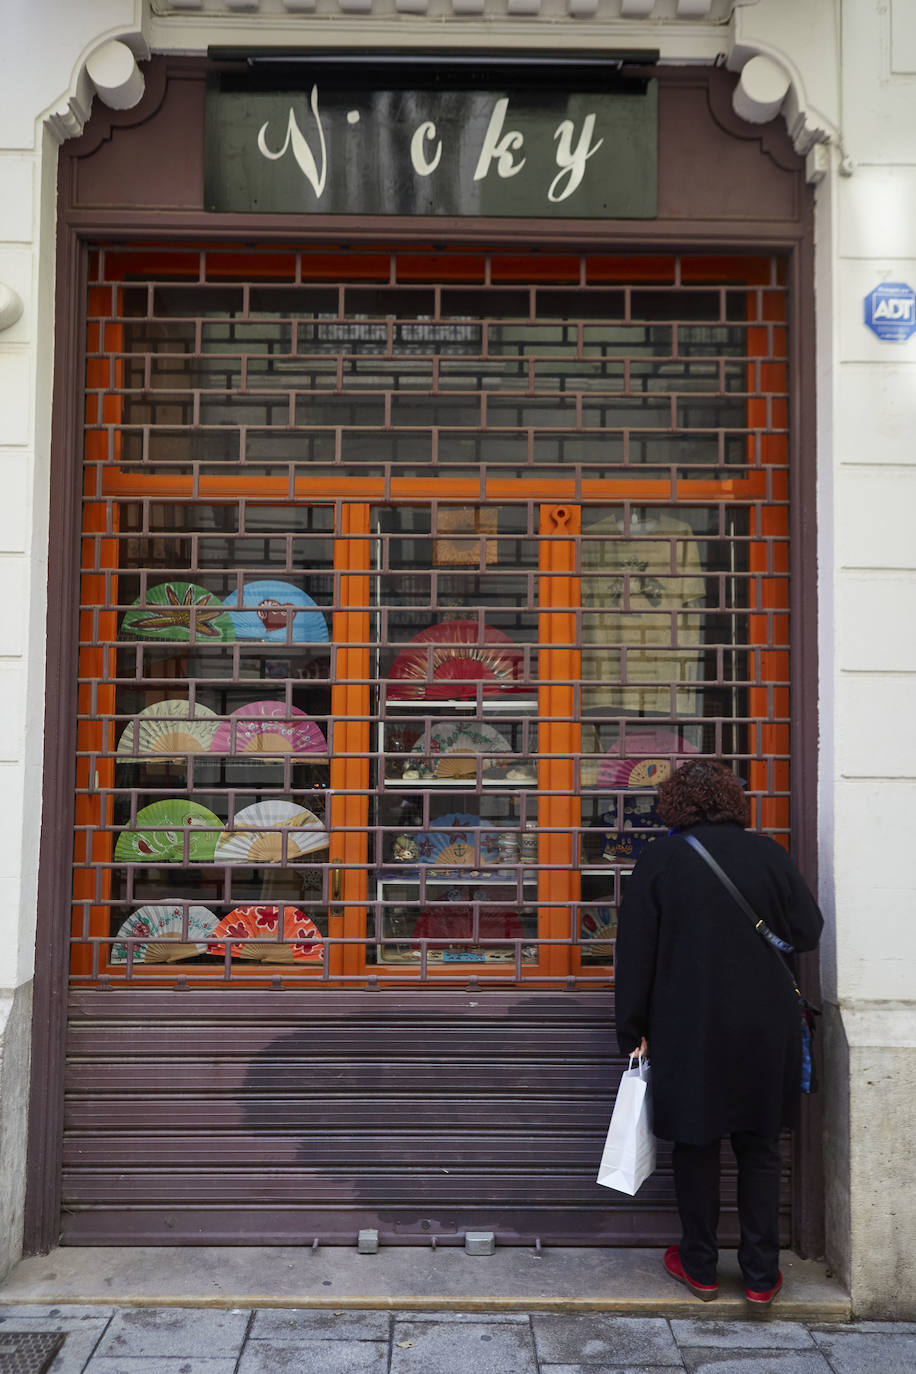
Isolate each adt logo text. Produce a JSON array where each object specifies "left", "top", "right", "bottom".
[{"left": 865, "top": 282, "right": 916, "bottom": 341}]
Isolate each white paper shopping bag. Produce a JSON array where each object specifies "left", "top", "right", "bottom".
[{"left": 596, "top": 1054, "right": 657, "bottom": 1196}]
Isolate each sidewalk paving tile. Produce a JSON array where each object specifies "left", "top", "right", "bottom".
[
  {"left": 86, "top": 1361, "right": 239, "bottom": 1374},
  {"left": 678, "top": 1352, "right": 837, "bottom": 1374},
  {"left": 48, "top": 1329, "right": 113, "bottom": 1374},
  {"left": 0, "top": 1311, "right": 112, "bottom": 1332},
  {"left": 389, "top": 1319, "right": 537, "bottom": 1374},
  {"left": 671, "top": 1320, "right": 815, "bottom": 1348},
  {"left": 237, "top": 1340, "right": 388, "bottom": 1374},
  {"left": 539, "top": 1367, "right": 685, "bottom": 1374},
  {"left": 93, "top": 1308, "right": 249, "bottom": 1360},
  {"left": 0, "top": 1308, "right": 115, "bottom": 1324},
  {"left": 394, "top": 1311, "right": 531, "bottom": 1323},
  {"left": 8, "top": 1302, "right": 916, "bottom": 1374},
  {"left": 810, "top": 1322, "right": 916, "bottom": 1334},
  {"left": 809, "top": 1330, "right": 916, "bottom": 1372},
  {"left": 532, "top": 1316, "right": 681, "bottom": 1366},
  {"left": 249, "top": 1308, "right": 390, "bottom": 1339}
]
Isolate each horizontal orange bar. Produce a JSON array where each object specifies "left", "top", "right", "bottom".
[{"left": 98, "top": 471, "right": 771, "bottom": 503}]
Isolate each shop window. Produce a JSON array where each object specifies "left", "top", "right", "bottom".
[{"left": 73, "top": 246, "right": 789, "bottom": 988}]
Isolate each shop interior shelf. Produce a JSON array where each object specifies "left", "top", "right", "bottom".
[
  {"left": 383, "top": 774, "right": 537, "bottom": 789},
  {"left": 376, "top": 870, "right": 538, "bottom": 886},
  {"left": 382, "top": 697, "right": 538, "bottom": 712}
]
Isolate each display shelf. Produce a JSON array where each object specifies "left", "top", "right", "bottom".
[
  {"left": 382, "top": 697, "right": 538, "bottom": 712},
  {"left": 374, "top": 945, "right": 539, "bottom": 965},
  {"left": 378, "top": 701, "right": 538, "bottom": 791},
  {"left": 376, "top": 870, "right": 538, "bottom": 887},
  {"left": 384, "top": 773, "right": 537, "bottom": 789},
  {"left": 375, "top": 693, "right": 539, "bottom": 963}
]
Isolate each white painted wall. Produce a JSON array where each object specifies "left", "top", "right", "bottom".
[
  {"left": 830, "top": 1, "right": 916, "bottom": 1009},
  {"left": 812, "top": 0, "right": 916, "bottom": 1316},
  {"left": 0, "top": 99, "right": 53, "bottom": 1001},
  {"left": 0, "top": 3, "right": 147, "bottom": 984}
]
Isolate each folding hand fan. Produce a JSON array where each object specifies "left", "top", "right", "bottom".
[
  {"left": 409, "top": 720, "right": 512, "bottom": 779},
  {"left": 113, "top": 800, "right": 223, "bottom": 864},
  {"left": 120, "top": 583, "right": 235, "bottom": 642},
  {"left": 110, "top": 905, "right": 218, "bottom": 964},
  {"left": 221, "top": 580, "right": 329, "bottom": 643},
  {"left": 207, "top": 905, "right": 323, "bottom": 962},
  {"left": 115, "top": 700, "right": 219, "bottom": 759},
  {"left": 388, "top": 621, "right": 525, "bottom": 700},
  {"left": 214, "top": 799, "right": 328, "bottom": 864},
  {"left": 597, "top": 728, "right": 697, "bottom": 789},
  {"left": 209, "top": 701, "right": 328, "bottom": 757},
  {"left": 410, "top": 812, "right": 500, "bottom": 868}
]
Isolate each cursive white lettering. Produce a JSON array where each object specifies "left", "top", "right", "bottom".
[
  {"left": 410, "top": 120, "right": 443, "bottom": 177},
  {"left": 548, "top": 114, "right": 603, "bottom": 203},
  {"left": 473, "top": 98, "right": 526, "bottom": 182},
  {"left": 257, "top": 86, "right": 327, "bottom": 199}
]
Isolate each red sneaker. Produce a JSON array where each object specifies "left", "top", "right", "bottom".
[
  {"left": 663, "top": 1245, "right": 718, "bottom": 1301},
  {"left": 744, "top": 1272, "right": 783, "bottom": 1305}
]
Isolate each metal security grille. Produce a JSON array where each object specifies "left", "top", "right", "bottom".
[{"left": 74, "top": 245, "right": 790, "bottom": 991}]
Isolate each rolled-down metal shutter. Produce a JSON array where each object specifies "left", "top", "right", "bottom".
[
  {"left": 63, "top": 244, "right": 792, "bottom": 1244},
  {"left": 64, "top": 989, "right": 790, "bottom": 1245}
]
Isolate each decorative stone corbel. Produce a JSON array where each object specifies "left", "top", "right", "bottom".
[
  {"left": 45, "top": 28, "right": 150, "bottom": 145},
  {"left": 45, "top": 66, "right": 96, "bottom": 146},
  {"left": 85, "top": 40, "right": 146, "bottom": 111},
  {"left": 732, "top": 54, "right": 791, "bottom": 127},
  {"left": 727, "top": 0, "right": 841, "bottom": 179},
  {"left": 0, "top": 285, "right": 24, "bottom": 333}
]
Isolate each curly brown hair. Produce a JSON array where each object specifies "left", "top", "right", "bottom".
[{"left": 655, "top": 759, "right": 750, "bottom": 829}]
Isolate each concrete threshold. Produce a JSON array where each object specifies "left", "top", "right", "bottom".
[{"left": 0, "top": 1246, "right": 850, "bottom": 1321}]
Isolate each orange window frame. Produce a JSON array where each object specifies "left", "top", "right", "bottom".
[{"left": 73, "top": 247, "right": 791, "bottom": 985}]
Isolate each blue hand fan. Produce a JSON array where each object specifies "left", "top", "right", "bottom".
[
  {"left": 221, "top": 580, "right": 329, "bottom": 643},
  {"left": 414, "top": 812, "right": 499, "bottom": 867}
]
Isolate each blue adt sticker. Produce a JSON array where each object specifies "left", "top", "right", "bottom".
[{"left": 865, "top": 282, "right": 916, "bottom": 341}]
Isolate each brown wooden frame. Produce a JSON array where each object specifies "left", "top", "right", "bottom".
[{"left": 25, "top": 56, "right": 821, "bottom": 1256}]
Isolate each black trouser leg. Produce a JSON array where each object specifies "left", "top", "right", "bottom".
[
  {"left": 731, "top": 1131, "right": 782, "bottom": 1291},
  {"left": 671, "top": 1138, "right": 721, "bottom": 1285}
]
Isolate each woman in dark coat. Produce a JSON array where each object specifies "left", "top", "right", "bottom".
[{"left": 614, "top": 759, "right": 823, "bottom": 1305}]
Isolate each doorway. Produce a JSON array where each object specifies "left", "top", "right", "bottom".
[{"left": 58, "top": 241, "right": 793, "bottom": 1243}]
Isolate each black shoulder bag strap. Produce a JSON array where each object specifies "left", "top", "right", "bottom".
[
  {"left": 681, "top": 833, "right": 800, "bottom": 991},
  {"left": 681, "top": 832, "right": 820, "bottom": 1092}
]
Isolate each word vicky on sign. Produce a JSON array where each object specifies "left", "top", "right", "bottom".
[{"left": 205, "top": 80, "right": 658, "bottom": 219}]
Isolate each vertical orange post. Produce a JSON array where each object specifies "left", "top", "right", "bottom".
[
  {"left": 746, "top": 288, "right": 790, "bottom": 842},
  {"left": 329, "top": 503, "right": 372, "bottom": 978},
  {"left": 72, "top": 287, "right": 121, "bottom": 976},
  {"left": 537, "top": 505, "right": 582, "bottom": 978}
]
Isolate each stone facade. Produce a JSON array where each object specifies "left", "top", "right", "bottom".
[{"left": 0, "top": 984, "right": 32, "bottom": 1278}]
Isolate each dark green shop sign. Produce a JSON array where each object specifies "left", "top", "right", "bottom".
[{"left": 205, "top": 81, "right": 657, "bottom": 219}]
